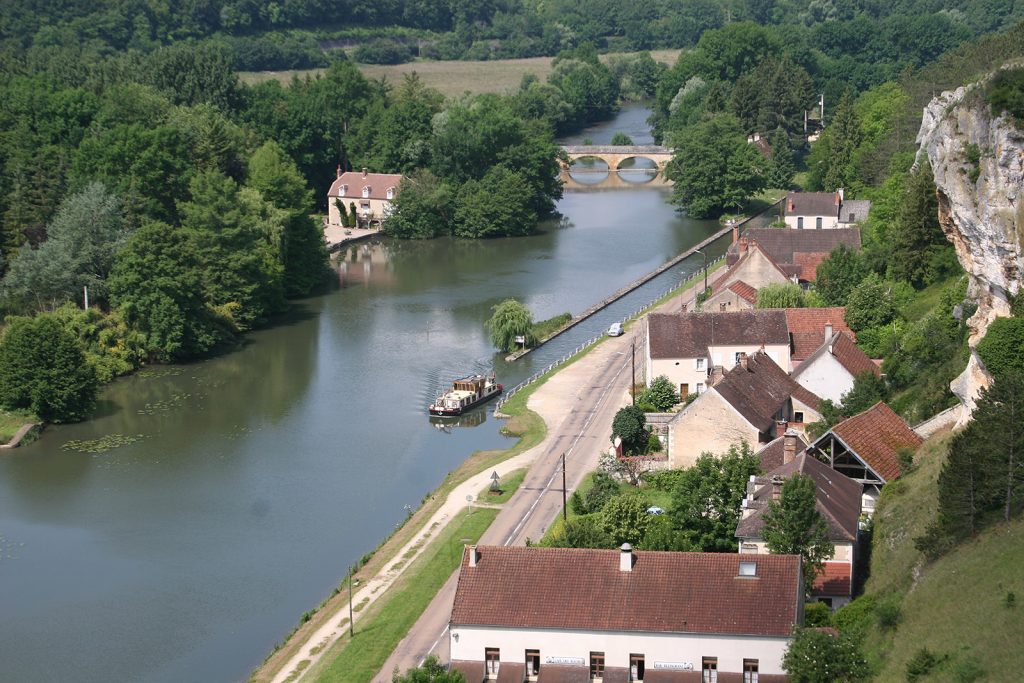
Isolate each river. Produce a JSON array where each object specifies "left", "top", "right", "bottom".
[{"left": 0, "top": 105, "right": 737, "bottom": 682}]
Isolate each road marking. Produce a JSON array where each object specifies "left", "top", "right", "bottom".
[
  {"left": 502, "top": 347, "right": 631, "bottom": 546},
  {"left": 418, "top": 624, "right": 449, "bottom": 667}
]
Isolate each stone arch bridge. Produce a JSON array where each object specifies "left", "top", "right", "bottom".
[{"left": 559, "top": 145, "right": 674, "bottom": 174}]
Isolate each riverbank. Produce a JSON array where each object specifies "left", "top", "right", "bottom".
[{"left": 254, "top": 248, "right": 722, "bottom": 682}]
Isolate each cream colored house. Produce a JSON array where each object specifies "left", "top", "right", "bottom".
[
  {"left": 782, "top": 189, "right": 870, "bottom": 230},
  {"left": 450, "top": 545, "right": 802, "bottom": 682},
  {"left": 326, "top": 167, "right": 403, "bottom": 227},
  {"left": 645, "top": 310, "right": 791, "bottom": 400},
  {"left": 664, "top": 352, "right": 821, "bottom": 468},
  {"left": 737, "top": 436, "right": 863, "bottom": 609},
  {"left": 724, "top": 228, "right": 863, "bottom": 287}
]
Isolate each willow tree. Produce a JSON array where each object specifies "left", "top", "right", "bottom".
[{"left": 485, "top": 298, "right": 535, "bottom": 352}]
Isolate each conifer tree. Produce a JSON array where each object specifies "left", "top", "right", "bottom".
[{"left": 822, "top": 91, "right": 861, "bottom": 192}]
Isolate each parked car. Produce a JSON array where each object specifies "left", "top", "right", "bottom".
[{"left": 607, "top": 322, "right": 624, "bottom": 336}]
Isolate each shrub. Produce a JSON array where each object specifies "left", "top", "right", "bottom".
[
  {"left": 876, "top": 596, "right": 902, "bottom": 631},
  {"left": 986, "top": 67, "right": 1024, "bottom": 123},
  {"left": 804, "top": 601, "right": 832, "bottom": 627},
  {"left": 976, "top": 316, "right": 1024, "bottom": 379},
  {"left": 833, "top": 595, "right": 877, "bottom": 642},
  {"left": 906, "top": 647, "right": 942, "bottom": 681}
]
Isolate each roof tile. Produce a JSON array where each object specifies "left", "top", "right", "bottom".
[
  {"left": 831, "top": 402, "right": 922, "bottom": 481},
  {"left": 812, "top": 562, "right": 852, "bottom": 597},
  {"left": 451, "top": 547, "right": 801, "bottom": 637},
  {"left": 648, "top": 311, "right": 789, "bottom": 359},
  {"left": 328, "top": 171, "right": 403, "bottom": 201},
  {"left": 782, "top": 308, "right": 853, "bottom": 362},
  {"left": 713, "top": 352, "right": 821, "bottom": 432}
]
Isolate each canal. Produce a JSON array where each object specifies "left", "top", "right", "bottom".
[{"left": 0, "top": 105, "right": 737, "bottom": 682}]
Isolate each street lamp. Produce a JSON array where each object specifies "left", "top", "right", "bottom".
[{"left": 693, "top": 248, "right": 708, "bottom": 296}]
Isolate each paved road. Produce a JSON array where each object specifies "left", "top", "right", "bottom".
[{"left": 375, "top": 331, "right": 638, "bottom": 680}]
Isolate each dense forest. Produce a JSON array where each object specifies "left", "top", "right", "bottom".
[{"left": 2, "top": 0, "right": 1022, "bottom": 70}]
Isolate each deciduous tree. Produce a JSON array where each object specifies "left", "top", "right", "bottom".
[
  {"left": 783, "top": 627, "right": 870, "bottom": 683},
  {"left": 611, "top": 404, "right": 648, "bottom": 455},
  {"left": 756, "top": 282, "right": 806, "bottom": 308},
  {"left": 762, "top": 473, "right": 835, "bottom": 594},
  {"left": 0, "top": 314, "right": 98, "bottom": 422}
]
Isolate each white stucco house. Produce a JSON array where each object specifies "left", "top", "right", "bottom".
[
  {"left": 449, "top": 544, "right": 802, "bottom": 682},
  {"left": 791, "top": 330, "right": 879, "bottom": 403},
  {"left": 782, "top": 189, "right": 870, "bottom": 230},
  {"left": 644, "top": 310, "right": 791, "bottom": 400}
]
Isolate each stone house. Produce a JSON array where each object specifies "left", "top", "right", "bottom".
[
  {"left": 805, "top": 402, "right": 922, "bottom": 512},
  {"left": 724, "top": 228, "right": 862, "bottom": 287},
  {"left": 326, "top": 167, "right": 403, "bottom": 228},
  {"left": 702, "top": 238, "right": 793, "bottom": 312},
  {"left": 663, "top": 351, "right": 822, "bottom": 468},
  {"left": 736, "top": 433, "right": 863, "bottom": 609},
  {"left": 449, "top": 544, "right": 801, "bottom": 682},
  {"left": 782, "top": 189, "right": 870, "bottom": 230}
]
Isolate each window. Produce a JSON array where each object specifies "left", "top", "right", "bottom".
[
  {"left": 702, "top": 657, "right": 718, "bottom": 683},
  {"left": 794, "top": 411, "right": 805, "bottom": 423},
  {"left": 526, "top": 650, "right": 540, "bottom": 679},
  {"left": 797, "top": 216, "right": 804, "bottom": 229},
  {"left": 386, "top": 187, "right": 395, "bottom": 199},
  {"left": 630, "top": 654, "right": 645, "bottom": 682},
  {"left": 361, "top": 186, "right": 369, "bottom": 198},
  {"left": 815, "top": 216, "right": 822, "bottom": 229},
  {"left": 739, "top": 561, "right": 757, "bottom": 576},
  {"left": 590, "top": 652, "right": 605, "bottom": 680},
  {"left": 734, "top": 352, "right": 744, "bottom": 365},
  {"left": 743, "top": 659, "right": 759, "bottom": 683},
  {"left": 485, "top": 649, "right": 500, "bottom": 678},
  {"left": 695, "top": 358, "right": 705, "bottom": 371},
  {"left": 696, "top": 382, "right": 705, "bottom": 394}
]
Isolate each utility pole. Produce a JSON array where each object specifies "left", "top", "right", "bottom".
[
  {"left": 561, "top": 453, "right": 567, "bottom": 523},
  {"left": 348, "top": 567, "right": 354, "bottom": 637}
]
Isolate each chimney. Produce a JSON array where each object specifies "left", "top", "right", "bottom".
[
  {"left": 738, "top": 236, "right": 749, "bottom": 253},
  {"left": 361, "top": 167, "right": 368, "bottom": 178},
  {"left": 336, "top": 165, "right": 342, "bottom": 179},
  {"left": 738, "top": 352, "right": 749, "bottom": 370},
  {"left": 788, "top": 199, "right": 795, "bottom": 212},
  {"left": 775, "top": 419, "right": 788, "bottom": 438},
  {"left": 770, "top": 475, "right": 784, "bottom": 501},
  {"left": 824, "top": 321, "right": 833, "bottom": 342},
  {"left": 467, "top": 545, "right": 478, "bottom": 568},
  {"left": 783, "top": 428, "right": 799, "bottom": 464},
  {"left": 709, "top": 365, "right": 725, "bottom": 386},
  {"left": 834, "top": 191, "right": 841, "bottom": 206},
  {"left": 838, "top": 187, "right": 845, "bottom": 203},
  {"left": 619, "top": 543, "right": 634, "bottom": 572},
  {"left": 732, "top": 224, "right": 739, "bottom": 244}
]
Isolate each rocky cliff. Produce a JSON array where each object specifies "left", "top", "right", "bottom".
[{"left": 915, "top": 65, "right": 1024, "bottom": 416}]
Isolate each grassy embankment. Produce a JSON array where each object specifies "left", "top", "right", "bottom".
[
  {"left": 836, "top": 430, "right": 1024, "bottom": 681},
  {"left": 0, "top": 409, "right": 38, "bottom": 443},
  {"left": 478, "top": 468, "right": 527, "bottom": 505},
  {"left": 238, "top": 49, "right": 683, "bottom": 97}
]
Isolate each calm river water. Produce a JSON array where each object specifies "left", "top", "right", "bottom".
[{"left": 0, "top": 105, "right": 734, "bottom": 682}]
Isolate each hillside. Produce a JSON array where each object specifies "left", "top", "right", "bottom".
[{"left": 838, "top": 431, "right": 1024, "bottom": 681}]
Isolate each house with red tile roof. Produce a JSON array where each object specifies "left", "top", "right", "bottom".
[
  {"left": 736, "top": 435, "right": 863, "bottom": 609},
  {"left": 449, "top": 544, "right": 802, "bottom": 683},
  {"left": 725, "top": 228, "right": 862, "bottom": 285},
  {"left": 326, "top": 167, "right": 403, "bottom": 228},
  {"left": 805, "top": 402, "right": 922, "bottom": 512},
  {"left": 663, "top": 351, "right": 821, "bottom": 468},
  {"left": 702, "top": 239, "right": 793, "bottom": 312},
  {"left": 781, "top": 308, "right": 853, "bottom": 365},
  {"left": 791, "top": 331, "right": 879, "bottom": 403}
]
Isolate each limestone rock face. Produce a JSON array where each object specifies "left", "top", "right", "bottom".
[{"left": 915, "top": 70, "right": 1024, "bottom": 415}]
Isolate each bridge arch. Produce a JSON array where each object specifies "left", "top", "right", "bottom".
[{"left": 560, "top": 145, "right": 673, "bottom": 174}]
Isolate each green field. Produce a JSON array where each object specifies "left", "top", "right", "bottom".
[{"left": 239, "top": 50, "right": 683, "bottom": 97}]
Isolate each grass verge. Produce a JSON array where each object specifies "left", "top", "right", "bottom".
[
  {"left": 532, "top": 312, "right": 572, "bottom": 341},
  {"left": 312, "top": 508, "right": 499, "bottom": 682},
  {"left": 477, "top": 468, "right": 527, "bottom": 504}
]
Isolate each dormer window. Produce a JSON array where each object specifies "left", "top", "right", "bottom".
[
  {"left": 362, "top": 186, "right": 370, "bottom": 198},
  {"left": 739, "top": 561, "right": 757, "bottom": 576},
  {"left": 386, "top": 187, "right": 395, "bottom": 200},
  {"left": 340, "top": 184, "right": 348, "bottom": 196}
]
